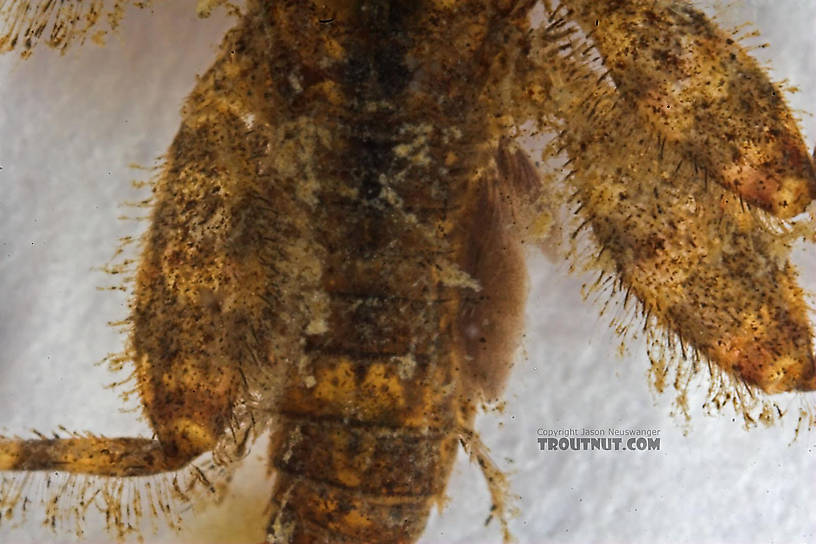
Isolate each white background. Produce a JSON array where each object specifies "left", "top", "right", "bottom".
[{"left": 1, "top": 1, "right": 815, "bottom": 543}]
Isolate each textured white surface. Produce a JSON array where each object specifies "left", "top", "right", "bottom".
[{"left": 0, "top": 1, "right": 815, "bottom": 543}]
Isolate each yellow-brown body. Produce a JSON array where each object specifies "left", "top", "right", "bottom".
[
  {"left": 132, "top": 2, "right": 529, "bottom": 540},
  {"left": 2, "top": 1, "right": 816, "bottom": 542}
]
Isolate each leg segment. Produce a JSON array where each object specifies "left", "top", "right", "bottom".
[{"left": 0, "top": 436, "right": 202, "bottom": 477}]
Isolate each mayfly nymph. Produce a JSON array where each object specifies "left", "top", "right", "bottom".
[{"left": 1, "top": 1, "right": 815, "bottom": 543}]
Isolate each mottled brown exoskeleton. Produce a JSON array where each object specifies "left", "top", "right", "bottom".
[{"left": 1, "top": 1, "right": 815, "bottom": 543}]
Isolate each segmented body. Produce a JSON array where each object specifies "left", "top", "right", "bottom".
[
  {"left": 1, "top": 1, "right": 815, "bottom": 543},
  {"left": 134, "top": 2, "right": 528, "bottom": 540}
]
